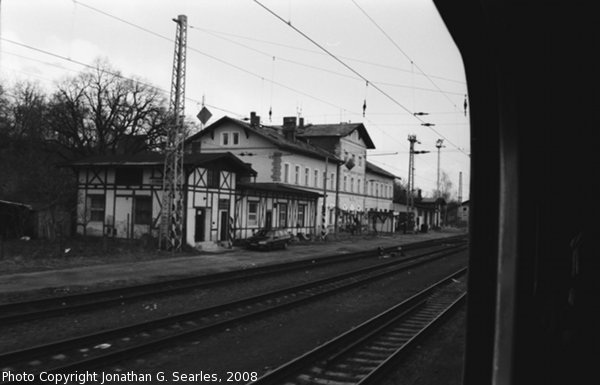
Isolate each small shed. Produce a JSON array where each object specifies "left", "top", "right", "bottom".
[{"left": 0, "top": 199, "right": 32, "bottom": 239}]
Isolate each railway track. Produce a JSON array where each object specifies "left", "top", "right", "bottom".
[
  {"left": 249, "top": 268, "right": 467, "bottom": 385},
  {"left": 0, "top": 235, "right": 466, "bottom": 325},
  {"left": 0, "top": 243, "right": 467, "bottom": 382}
]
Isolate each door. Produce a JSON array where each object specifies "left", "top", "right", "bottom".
[
  {"left": 219, "top": 210, "right": 229, "bottom": 241},
  {"left": 114, "top": 196, "right": 133, "bottom": 238},
  {"left": 194, "top": 209, "right": 205, "bottom": 242},
  {"left": 265, "top": 210, "right": 272, "bottom": 230}
]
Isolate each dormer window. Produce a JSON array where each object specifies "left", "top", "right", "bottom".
[{"left": 221, "top": 132, "right": 229, "bottom": 146}]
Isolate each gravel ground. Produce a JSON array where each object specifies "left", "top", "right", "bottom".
[
  {"left": 382, "top": 306, "right": 466, "bottom": 385},
  {"left": 0, "top": 246, "right": 453, "bottom": 352},
  {"left": 106, "top": 252, "right": 469, "bottom": 384}
]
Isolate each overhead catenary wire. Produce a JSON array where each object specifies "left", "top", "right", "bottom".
[
  {"left": 36, "top": 1, "right": 365, "bottom": 120},
  {"left": 0, "top": 38, "right": 247, "bottom": 119},
  {"left": 252, "top": 0, "right": 470, "bottom": 158},
  {"left": 190, "top": 25, "right": 464, "bottom": 95},
  {"left": 350, "top": 0, "right": 464, "bottom": 112},
  {"left": 189, "top": 25, "right": 466, "bottom": 85}
]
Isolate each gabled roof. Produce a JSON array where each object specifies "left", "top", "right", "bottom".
[
  {"left": 296, "top": 122, "right": 376, "bottom": 149},
  {"left": 237, "top": 182, "right": 322, "bottom": 198},
  {"left": 185, "top": 116, "right": 342, "bottom": 163},
  {"left": 365, "top": 161, "right": 398, "bottom": 179},
  {"left": 67, "top": 152, "right": 256, "bottom": 176}
]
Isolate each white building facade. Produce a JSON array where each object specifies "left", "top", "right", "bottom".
[{"left": 186, "top": 113, "right": 397, "bottom": 235}]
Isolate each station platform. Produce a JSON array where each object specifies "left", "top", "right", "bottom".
[{"left": 0, "top": 231, "right": 466, "bottom": 296}]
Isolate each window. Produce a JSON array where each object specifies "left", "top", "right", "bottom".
[
  {"left": 115, "top": 168, "right": 142, "bottom": 185},
  {"left": 359, "top": 156, "right": 363, "bottom": 167},
  {"left": 295, "top": 165, "right": 300, "bottom": 184},
  {"left": 370, "top": 182, "right": 374, "bottom": 196},
  {"left": 350, "top": 177, "right": 354, "bottom": 193},
  {"left": 330, "top": 173, "right": 335, "bottom": 189},
  {"left": 248, "top": 201, "right": 258, "bottom": 226},
  {"left": 232, "top": 132, "right": 239, "bottom": 145},
  {"left": 206, "top": 169, "right": 220, "bottom": 188},
  {"left": 358, "top": 179, "right": 362, "bottom": 194},
  {"left": 278, "top": 203, "right": 288, "bottom": 227},
  {"left": 222, "top": 132, "right": 229, "bottom": 145},
  {"left": 376, "top": 183, "right": 379, "bottom": 197},
  {"left": 297, "top": 204, "right": 306, "bottom": 227},
  {"left": 343, "top": 176, "right": 347, "bottom": 191},
  {"left": 284, "top": 163, "right": 290, "bottom": 183},
  {"left": 314, "top": 169, "right": 319, "bottom": 188},
  {"left": 134, "top": 196, "right": 152, "bottom": 225},
  {"left": 305, "top": 167, "right": 310, "bottom": 186},
  {"left": 88, "top": 195, "right": 105, "bottom": 222}
]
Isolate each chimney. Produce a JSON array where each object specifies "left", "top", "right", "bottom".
[
  {"left": 299, "top": 117, "right": 304, "bottom": 129},
  {"left": 282, "top": 116, "right": 297, "bottom": 141},
  {"left": 250, "top": 111, "right": 260, "bottom": 127}
]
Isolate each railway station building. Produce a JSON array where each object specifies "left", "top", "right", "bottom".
[
  {"left": 185, "top": 112, "right": 397, "bottom": 235},
  {"left": 69, "top": 151, "right": 323, "bottom": 249}
]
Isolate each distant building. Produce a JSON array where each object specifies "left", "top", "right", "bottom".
[
  {"left": 186, "top": 113, "right": 396, "bottom": 234},
  {"left": 445, "top": 199, "right": 469, "bottom": 228}
]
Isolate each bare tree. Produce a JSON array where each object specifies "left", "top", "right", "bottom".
[
  {"left": 10, "top": 81, "right": 48, "bottom": 140},
  {"left": 433, "top": 170, "right": 454, "bottom": 202},
  {"left": 46, "top": 59, "right": 170, "bottom": 158}
]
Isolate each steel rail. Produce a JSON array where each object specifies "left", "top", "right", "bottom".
[
  {"left": 0, "top": 235, "right": 466, "bottom": 325},
  {"left": 0, "top": 245, "right": 467, "bottom": 382},
  {"left": 249, "top": 267, "right": 467, "bottom": 385}
]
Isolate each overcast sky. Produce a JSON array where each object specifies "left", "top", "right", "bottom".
[{"left": 1, "top": 0, "right": 470, "bottom": 200}]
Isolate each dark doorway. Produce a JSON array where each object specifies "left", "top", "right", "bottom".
[
  {"left": 194, "top": 209, "right": 205, "bottom": 242},
  {"left": 219, "top": 210, "right": 229, "bottom": 241},
  {"left": 265, "top": 210, "right": 272, "bottom": 230}
]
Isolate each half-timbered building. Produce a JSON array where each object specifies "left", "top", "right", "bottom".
[{"left": 69, "top": 152, "right": 256, "bottom": 249}]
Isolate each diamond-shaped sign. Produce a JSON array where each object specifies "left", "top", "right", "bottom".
[{"left": 197, "top": 106, "right": 212, "bottom": 124}]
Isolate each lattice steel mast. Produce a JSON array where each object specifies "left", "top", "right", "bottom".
[{"left": 160, "top": 14, "right": 187, "bottom": 251}]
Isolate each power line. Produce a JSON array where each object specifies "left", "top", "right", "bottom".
[
  {"left": 0, "top": 38, "right": 247, "bottom": 120},
  {"left": 253, "top": 0, "right": 470, "bottom": 158},
  {"left": 350, "top": 0, "right": 464, "bottom": 111},
  {"left": 253, "top": 0, "right": 417, "bottom": 119},
  {"left": 191, "top": 24, "right": 466, "bottom": 95},
  {"left": 189, "top": 25, "right": 466, "bottom": 85},
  {"left": 45, "top": 2, "right": 363, "bottom": 119}
]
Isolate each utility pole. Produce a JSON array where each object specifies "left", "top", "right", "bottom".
[
  {"left": 406, "top": 135, "right": 429, "bottom": 232},
  {"left": 334, "top": 163, "right": 341, "bottom": 234},
  {"left": 406, "top": 135, "right": 417, "bottom": 232},
  {"left": 435, "top": 139, "right": 445, "bottom": 227},
  {"left": 458, "top": 171, "right": 463, "bottom": 203},
  {"left": 321, "top": 157, "right": 328, "bottom": 238},
  {"left": 160, "top": 15, "right": 187, "bottom": 251},
  {"left": 435, "top": 139, "right": 445, "bottom": 197}
]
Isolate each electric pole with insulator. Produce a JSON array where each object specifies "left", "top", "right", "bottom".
[
  {"left": 406, "top": 135, "right": 429, "bottom": 232},
  {"left": 160, "top": 14, "right": 187, "bottom": 251},
  {"left": 435, "top": 139, "right": 445, "bottom": 227}
]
